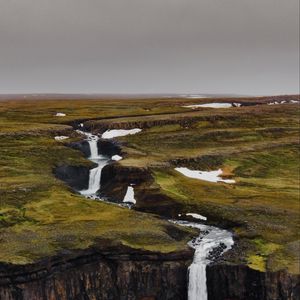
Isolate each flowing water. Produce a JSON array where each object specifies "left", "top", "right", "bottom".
[
  {"left": 77, "top": 131, "right": 109, "bottom": 197},
  {"left": 173, "top": 221, "right": 234, "bottom": 300},
  {"left": 76, "top": 130, "right": 234, "bottom": 300}
]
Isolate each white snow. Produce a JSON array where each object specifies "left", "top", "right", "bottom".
[
  {"left": 102, "top": 128, "right": 142, "bottom": 139},
  {"left": 183, "top": 103, "right": 232, "bottom": 109},
  {"left": 268, "top": 100, "right": 299, "bottom": 105},
  {"left": 123, "top": 186, "right": 136, "bottom": 204},
  {"left": 233, "top": 102, "right": 241, "bottom": 107},
  {"left": 55, "top": 112, "right": 66, "bottom": 117},
  {"left": 175, "top": 167, "right": 235, "bottom": 184},
  {"left": 54, "top": 136, "right": 69, "bottom": 141},
  {"left": 186, "top": 213, "right": 207, "bottom": 221},
  {"left": 111, "top": 155, "right": 123, "bottom": 161}
]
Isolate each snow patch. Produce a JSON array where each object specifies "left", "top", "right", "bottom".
[
  {"left": 102, "top": 128, "right": 142, "bottom": 139},
  {"left": 233, "top": 103, "right": 241, "bottom": 107},
  {"left": 183, "top": 103, "right": 232, "bottom": 109},
  {"left": 54, "top": 136, "right": 69, "bottom": 141},
  {"left": 123, "top": 186, "right": 136, "bottom": 204},
  {"left": 268, "top": 100, "right": 299, "bottom": 105},
  {"left": 55, "top": 112, "right": 66, "bottom": 117},
  {"left": 112, "top": 155, "right": 122, "bottom": 161},
  {"left": 186, "top": 213, "right": 207, "bottom": 221},
  {"left": 175, "top": 167, "right": 235, "bottom": 184}
]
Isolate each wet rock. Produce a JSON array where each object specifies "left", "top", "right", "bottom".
[
  {"left": 68, "top": 140, "right": 91, "bottom": 157},
  {"left": 54, "top": 165, "right": 91, "bottom": 191},
  {"left": 97, "top": 139, "right": 122, "bottom": 157}
]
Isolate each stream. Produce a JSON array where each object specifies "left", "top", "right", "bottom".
[{"left": 76, "top": 130, "right": 234, "bottom": 300}]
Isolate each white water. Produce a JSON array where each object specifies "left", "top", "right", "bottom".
[
  {"left": 173, "top": 220, "right": 234, "bottom": 300},
  {"left": 77, "top": 131, "right": 109, "bottom": 197},
  {"left": 76, "top": 129, "right": 234, "bottom": 299}
]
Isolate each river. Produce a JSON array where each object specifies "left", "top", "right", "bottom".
[{"left": 76, "top": 130, "right": 234, "bottom": 300}]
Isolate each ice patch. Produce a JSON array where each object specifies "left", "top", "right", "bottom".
[
  {"left": 123, "top": 186, "right": 136, "bottom": 204},
  {"left": 54, "top": 136, "right": 69, "bottom": 141},
  {"left": 233, "top": 103, "right": 241, "bottom": 107},
  {"left": 102, "top": 129, "right": 142, "bottom": 139},
  {"left": 175, "top": 167, "right": 235, "bottom": 184},
  {"left": 55, "top": 112, "right": 66, "bottom": 117},
  {"left": 183, "top": 103, "right": 232, "bottom": 109},
  {"left": 186, "top": 213, "right": 207, "bottom": 221},
  {"left": 112, "top": 155, "right": 122, "bottom": 161},
  {"left": 267, "top": 100, "right": 299, "bottom": 105}
]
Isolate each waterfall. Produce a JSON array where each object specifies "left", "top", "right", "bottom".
[
  {"left": 173, "top": 221, "right": 234, "bottom": 300},
  {"left": 88, "top": 135, "right": 99, "bottom": 159},
  {"left": 77, "top": 131, "right": 109, "bottom": 197},
  {"left": 76, "top": 129, "right": 234, "bottom": 299}
]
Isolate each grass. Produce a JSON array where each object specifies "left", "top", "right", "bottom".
[
  {"left": 0, "top": 96, "right": 299, "bottom": 274},
  {"left": 110, "top": 102, "right": 299, "bottom": 273}
]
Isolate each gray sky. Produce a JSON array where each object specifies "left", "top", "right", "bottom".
[{"left": 0, "top": 0, "right": 299, "bottom": 95}]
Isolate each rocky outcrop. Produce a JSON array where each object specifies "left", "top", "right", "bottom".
[
  {"left": 206, "top": 264, "right": 300, "bottom": 300},
  {"left": 54, "top": 164, "right": 93, "bottom": 190},
  {"left": 99, "top": 164, "right": 152, "bottom": 202},
  {"left": 97, "top": 139, "right": 122, "bottom": 157},
  {"left": 99, "top": 164, "right": 183, "bottom": 218},
  {"left": 0, "top": 246, "right": 192, "bottom": 300},
  {"left": 68, "top": 140, "right": 91, "bottom": 158}
]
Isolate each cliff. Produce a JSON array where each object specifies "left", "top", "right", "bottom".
[
  {"left": 207, "top": 264, "right": 300, "bottom": 300},
  {"left": 0, "top": 246, "right": 192, "bottom": 300}
]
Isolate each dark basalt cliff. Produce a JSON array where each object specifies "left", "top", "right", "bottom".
[
  {"left": 207, "top": 264, "right": 300, "bottom": 300},
  {"left": 68, "top": 140, "right": 91, "bottom": 158},
  {"left": 0, "top": 247, "right": 192, "bottom": 300},
  {"left": 43, "top": 136, "right": 300, "bottom": 300},
  {"left": 54, "top": 164, "right": 92, "bottom": 191}
]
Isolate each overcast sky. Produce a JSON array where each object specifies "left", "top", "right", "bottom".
[{"left": 0, "top": 0, "right": 299, "bottom": 95}]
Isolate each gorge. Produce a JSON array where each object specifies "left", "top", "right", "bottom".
[{"left": 75, "top": 128, "right": 235, "bottom": 300}]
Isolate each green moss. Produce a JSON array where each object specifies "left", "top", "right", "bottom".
[{"left": 0, "top": 97, "right": 299, "bottom": 272}]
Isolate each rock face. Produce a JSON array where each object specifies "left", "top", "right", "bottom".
[
  {"left": 97, "top": 139, "right": 122, "bottom": 157},
  {"left": 206, "top": 264, "right": 300, "bottom": 300},
  {"left": 54, "top": 164, "right": 91, "bottom": 190},
  {"left": 99, "top": 164, "right": 153, "bottom": 202},
  {"left": 99, "top": 164, "right": 183, "bottom": 218},
  {"left": 68, "top": 140, "right": 91, "bottom": 158},
  {"left": 0, "top": 247, "right": 191, "bottom": 300}
]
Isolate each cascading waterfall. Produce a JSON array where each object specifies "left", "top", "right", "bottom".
[
  {"left": 173, "top": 221, "right": 234, "bottom": 300},
  {"left": 77, "top": 131, "right": 109, "bottom": 197},
  {"left": 76, "top": 129, "right": 234, "bottom": 299}
]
